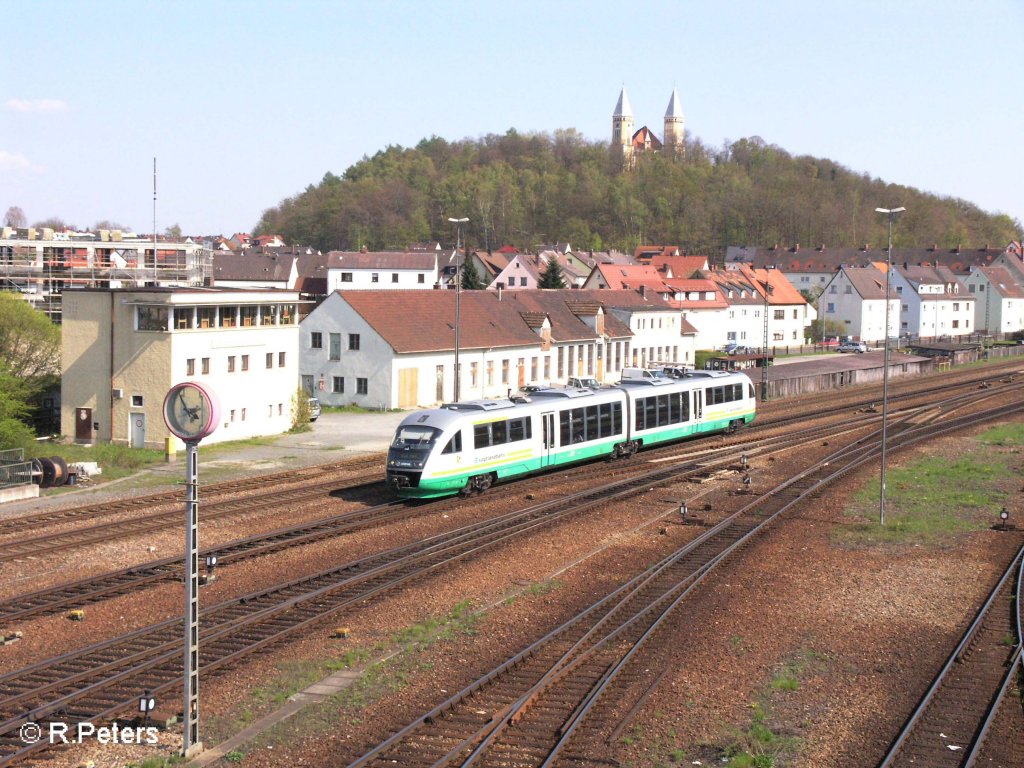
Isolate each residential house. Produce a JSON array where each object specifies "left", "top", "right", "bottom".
[
  {"left": 710, "top": 265, "right": 814, "bottom": 349},
  {"left": 325, "top": 250, "right": 442, "bottom": 291},
  {"left": 963, "top": 266, "right": 1024, "bottom": 336},
  {"left": 61, "top": 287, "right": 300, "bottom": 449},
  {"left": 818, "top": 265, "right": 900, "bottom": 342},
  {"left": 889, "top": 265, "right": 975, "bottom": 339},
  {"left": 212, "top": 251, "right": 298, "bottom": 290}
]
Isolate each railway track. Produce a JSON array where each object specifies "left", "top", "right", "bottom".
[
  {"left": 0, "top": 394, "right": 1017, "bottom": 765},
  {"left": 2, "top": 369, "right": 1014, "bottom": 568},
  {"left": 0, "top": 401, "right": 960, "bottom": 624},
  {"left": 0, "top": 469, "right": 383, "bottom": 564},
  {"left": 344, "top": 402, "right": 1024, "bottom": 768},
  {"left": 879, "top": 544, "right": 1024, "bottom": 768},
  {"left": 0, "top": 456, "right": 382, "bottom": 538}
]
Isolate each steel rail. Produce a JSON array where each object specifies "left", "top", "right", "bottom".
[{"left": 346, "top": 399, "right": 1024, "bottom": 767}]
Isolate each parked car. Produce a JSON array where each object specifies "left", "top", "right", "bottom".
[
  {"left": 837, "top": 341, "right": 868, "bottom": 353},
  {"left": 724, "top": 343, "right": 754, "bottom": 355},
  {"left": 567, "top": 376, "right": 601, "bottom": 390},
  {"left": 307, "top": 397, "right": 322, "bottom": 421}
]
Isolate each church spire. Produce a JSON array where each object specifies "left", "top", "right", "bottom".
[
  {"left": 612, "top": 86, "right": 635, "bottom": 165},
  {"left": 663, "top": 87, "right": 685, "bottom": 155}
]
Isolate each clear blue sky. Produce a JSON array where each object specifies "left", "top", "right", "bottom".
[{"left": 3, "top": 0, "right": 1021, "bottom": 239}]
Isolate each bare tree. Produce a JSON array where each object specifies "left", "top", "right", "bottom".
[{"left": 3, "top": 206, "right": 27, "bottom": 228}]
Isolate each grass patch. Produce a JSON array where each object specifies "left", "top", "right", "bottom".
[
  {"left": 30, "top": 440, "right": 165, "bottom": 481},
  {"left": 205, "top": 600, "right": 481, "bottom": 751},
  {"left": 977, "top": 423, "right": 1024, "bottom": 447},
  {"left": 722, "top": 702, "right": 798, "bottom": 768},
  {"left": 834, "top": 448, "right": 1012, "bottom": 548},
  {"left": 322, "top": 404, "right": 402, "bottom": 414}
]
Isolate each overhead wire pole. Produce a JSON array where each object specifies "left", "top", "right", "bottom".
[
  {"left": 448, "top": 217, "right": 469, "bottom": 402},
  {"left": 875, "top": 206, "right": 905, "bottom": 526}
]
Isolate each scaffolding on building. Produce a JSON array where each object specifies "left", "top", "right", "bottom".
[{"left": 0, "top": 227, "right": 212, "bottom": 323}]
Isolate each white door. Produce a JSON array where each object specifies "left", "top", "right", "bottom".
[{"left": 130, "top": 413, "right": 146, "bottom": 448}]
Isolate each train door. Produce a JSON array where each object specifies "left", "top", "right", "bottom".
[
  {"left": 541, "top": 412, "right": 556, "bottom": 467},
  {"left": 693, "top": 389, "right": 704, "bottom": 425}
]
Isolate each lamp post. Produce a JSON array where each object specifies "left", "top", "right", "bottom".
[
  {"left": 875, "top": 206, "right": 905, "bottom": 526},
  {"left": 448, "top": 217, "right": 469, "bottom": 402},
  {"left": 760, "top": 276, "right": 771, "bottom": 401}
]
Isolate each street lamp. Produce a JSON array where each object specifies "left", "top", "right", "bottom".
[
  {"left": 875, "top": 206, "right": 905, "bottom": 526},
  {"left": 760, "top": 276, "right": 772, "bottom": 401},
  {"left": 448, "top": 217, "right": 469, "bottom": 402}
]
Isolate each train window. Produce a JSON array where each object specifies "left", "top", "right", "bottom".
[
  {"left": 474, "top": 424, "right": 490, "bottom": 449},
  {"left": 585, "top": 407, "right": 599, "bottom": 438},
  {"left": 491, "top": 421, "right": 509, "bottom": 446},
  {"left": 509, "top": 418, "right": 525, "bottom": 442},
  {"left": 669, "top": 393, "right": 682, "bottom": 422},
  {"left": 442, "top": 432, "right": 462, "bottom": 454},
  {"left": 392, "top": 425, "right": 441, "bottom": 449},
  {"left": 598, "top": 403, "right": 613, "bottom": 436}
]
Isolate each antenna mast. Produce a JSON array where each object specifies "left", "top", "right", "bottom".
[{"left": 152, "top": 157, "right": 157, "bottom": 270}]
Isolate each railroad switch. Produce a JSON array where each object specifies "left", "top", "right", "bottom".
[
  {"left": 0, "top": 631, "right": 23, "bottom": 645},
  {"left": 66, "top": 609, "right": 85, "bottom": 621},
  {"left": 198, "top": 573, "right": 217, "bottom": 586},
  {"left": 332, "top": 627, "right": 352, "bottom": 639}
]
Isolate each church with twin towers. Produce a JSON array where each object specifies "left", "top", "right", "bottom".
[{"left": 612, "top": 87, "right": 686, "bottom": 166}]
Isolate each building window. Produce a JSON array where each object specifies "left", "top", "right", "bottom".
[
  {"left": 826, "top": 303, "right": 835, "bottom": 313},
  {"left": 240, "top": 306, "right": 258, "bottom": 326},
  {"left": 329, "top": 333, "right": 341, "bottom": 360},
  {"left": 348, "top": 334, "right": 360, "bottom": 350},
  {"left": 953, "top": 302, "right": 960, "bottom": 311},
  {"left": 241, "top": 407, "right": 247, "bottom": 421},
  {"left": 311, "top": 331, "right": 323, "bottom": 349},
  {"left": 470, "top": 362, "right": 478, "bottom": 386},
  {"left": 137, "top": 306, "right": 169, "bottom": 331},
  {"left": 131, "top": 395, "right": 144, "bottom": 407},
  {"left": 174, "top": 307, "right": 192, "bottom": 330},
  {"left": 219, "top": 306, "right": 238, "bottom": 328},
  {"left": 261, "top": 305, "right": 277, "bottom": 326},
  {"left": 501, "top": 359, "right": 509, "bottom": 384},
  {"left": 773, "top": 309, "right": 785, "bottom": 320},
  {"left": 391, "top": 273, "right": 399, "bottom": 283},
  {"left": 486, "top": 360, "right": 494, "bottom": 385},
  {"left": 197, "top": 306, "right": 216, "bottom": 328},
  {"left": 357, "top": 377, "right": 368, "bottom": 395},
  {"left": 278, "top": 403, "right": 283, "bottom": 415},
  {"left": 418, "top": 274, "right": 425, "bottom": 284},
  {"left": 281, "top": 305, "right": 295, "bottom": 325},
  {"left": 230, "top": 409, "right": 236, "bottom": 422},
  {"left": 227, "top": 355, "right": 236, "bottom": 372},
  {"left": 520, "top": 277, "right": 527, "bottom": 286},
  {"left": 201, "top": 357, "right": 210, "bottom": 374},
  {"left": 341, "top": 272, "right": 353, "bottom": 283},
  {"left": 278, "top": 351, "right": 286, "bottom": 367},
  {"left": 544, "top": 357, "right": 551, "bottom": 379},
  {"left": 241, "top": 354, "right": 249, "bottom": 371},
  {"left": 333, "top": 376, "right": 344, "bottom": 393},
  {"left": 266, "top": 352, "right": 273, "bottom": 369},
  {"left": 371, "top": 273, "right": 379, "bottom": 283},
  {"left": 186, "top": 358, "right": 195, "bottom": 376},
  {"left": 507, "top": 278, "right": 515, "bottom": 288},
  {"left": 844, "top": 285, "right": 852, "bottom": 294}
]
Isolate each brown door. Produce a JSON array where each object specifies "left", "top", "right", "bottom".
[
  {"left": 398, "top": 368, "right": 418, "bottom": 408},
  {"left": 75, "top": 408, "right": 92, "bottom": 441}
]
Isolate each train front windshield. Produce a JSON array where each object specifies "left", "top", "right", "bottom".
[{"left": 391, "top": 425, "right": 441, "bottom": 449}]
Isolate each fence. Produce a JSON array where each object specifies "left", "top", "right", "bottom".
[{"left": 0, "top": 449, "right": 32, "bottom": 490}]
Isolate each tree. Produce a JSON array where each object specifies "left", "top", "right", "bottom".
[
  {"left": 93, "top": 220, "right": 128, "bottom": 232},
  {"left": 3, "top": 206, "right": 26, "bottom": 228},
  {"left": 164, "top": 223, "right": 183, "bottom": 239},
  {"left": 0, "top": 372, "right": 35, "bottom": 451},
  {"left": 32, "top": 217, "right": 75, "bottom": 232},
  {"left": 460, "top": 255, "right": 484, "bottom": 289},
  {"left": 538, "top": 256, "right": 567, "bottom": 289},
  {"left": 0, "top": 293, "right": 60, "bottom": 383}
]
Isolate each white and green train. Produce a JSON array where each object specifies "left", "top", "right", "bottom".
[{"left": 386, "top": 370, "right": 757, "bottom": 499}]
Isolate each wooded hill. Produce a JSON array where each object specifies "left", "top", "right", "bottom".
[{"left": 255, "top": 130, "right": 1020, "bottom": 260}]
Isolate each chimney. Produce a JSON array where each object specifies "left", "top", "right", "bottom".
[
  {"left": 497, "top": 285, "right": 502, "bottom": 301},
  {"left": 639, "top": 285, "right": 646, "bottom": 298}
]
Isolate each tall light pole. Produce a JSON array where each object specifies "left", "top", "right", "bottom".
[
  {"left": 875, "top": 206, "right": 905, "bottom": 526},
  {"left": 760, "top": 275, "right": 771, "bottom": 401},
  {"left": 448, "top": 217, "right": 469, "bottom": 402}
]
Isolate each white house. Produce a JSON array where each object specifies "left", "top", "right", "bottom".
[
  {"left": 325, "top": 251, "right": 442, "bottom": 292},
  {"left": 963, "top": 266, "right": 1024, "bottom": 336},
  {"left": 212, "top": 251, "right": 299, "bottom": 290},
  {"left": 819, "top": 265, "right": 900, "bottom": 342},
  {"left": 890, "top": 265, "right": 975, "bottom": 339},
  {"left": 61, "top": 288, "right": 300, "bottom": 449}
]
